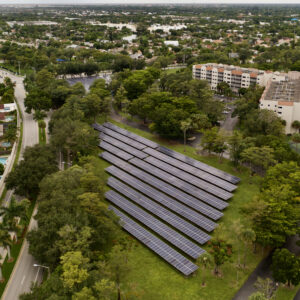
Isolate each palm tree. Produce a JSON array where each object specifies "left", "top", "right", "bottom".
[
  {"left": 0, "top": 228, "right": 13, "bottom": 261},
  {"left": 180, "top": 119, "right": 192, "bottom": 152},
  {"left": 0, "top": 198, "right": 30, "bottom": 242}
]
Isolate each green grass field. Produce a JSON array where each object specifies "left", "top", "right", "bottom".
[{"left": 93, "top": 119, "right": 275, "bottom": 300}]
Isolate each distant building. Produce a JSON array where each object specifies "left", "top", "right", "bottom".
[
  {"left": 164, "top": 40, "right": 179, "bottom": 47},
  {"left": 260, "top": 79, "right": 300, "bottom": 134},
  {"left": 192, "top": 63, "right": 273, "bottom": 92}
]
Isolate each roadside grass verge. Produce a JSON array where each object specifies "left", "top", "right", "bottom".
[
  {"left": 275, "top": 284, "right": 300, "bottom": 300},
  {"left": 95, "top": 119, "right": 266, "bottom": 300},
  {"left": 0, "top": 202, "right": 35, "bottom": 298},
  {"left": 39, "top": 126, "right": 46, "bottom": 145}
]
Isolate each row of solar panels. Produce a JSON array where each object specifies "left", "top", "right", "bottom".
[
  {"left": 99, "top": 133, "right": 234, "bottom": 199},
  {"left": 110, "top": 206, "right": 199, "bottom": 276},
  {"left": 96, "top": 124, "right": 237, "bottom": 192},
  {"left": 93, "top": 123, "right": 239, "bottom": 275},
  {"left": 101, "top": 152, "right": 222, "bottom": 223},
  {"left": 93, "top": 122, "right": 240, "bottom": 184}
]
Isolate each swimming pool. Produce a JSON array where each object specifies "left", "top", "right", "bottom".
[
  {"left": 5, "top": 116, "right": 14, "bottom": 122},
  {"left": 0, "top": 157, "right": 8, "bottom": 165}
]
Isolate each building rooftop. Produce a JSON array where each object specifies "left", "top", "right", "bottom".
[
  {"left": 263, "top": 80, "right": 300, "bottom": 103},
  {"left": 194, "top": 63, "right": 264, "bottom": 76}
]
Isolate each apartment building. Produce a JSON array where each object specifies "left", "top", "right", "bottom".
[
  {"left": 192, "top": 63, "right": 274, "bottom": 92},
  {"left": 260, "top": 79, "right": 300, "bottom": 134}
]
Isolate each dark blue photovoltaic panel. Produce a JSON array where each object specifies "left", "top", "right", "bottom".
[
  {"left": 100, "top": 133, "right": 148, "bottom": 159},
  {"left": 103, "top": 122, "right": 159, "bottom": 148},
  {"left": 97, "top": 125, "right": 147, "bottom": 150},
  {"left": 143, "top": 147, "right": 237, "bottom": 192},
  {"left": 110, "top": 206, "right": 199, "bottom": 276},
  {"left": 144, "top": 156, "right": 232, "bottom": 200},
  {"left": 99, "top": 141, "right": 133, "bottom": 161},
  {"left": 101, "top": 152, "right": 222, "bottom": 224},
  {"left": 106, "top": 190, "right": 205, "bottom": 259},
  {"left": 156, "top": 146, "right": 240, "bottom": 184},
  {"left": 107, "top": 176, "right": 211, "bottom": 244},
  {"left": 129, "top": 157, "right": 228, "bottom": 210}
]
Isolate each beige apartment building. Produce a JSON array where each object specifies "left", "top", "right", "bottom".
[
  {"left": 193, "top": 63, "right": 300, "bottom": 134},
  {"left": 260, "top": 79, "right": 300, "bottom": 134},
  {"left": 192, "top": 63, "right": 273, "bottom": 92}
]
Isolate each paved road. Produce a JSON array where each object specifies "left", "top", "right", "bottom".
[{"left": 1, "top": 72, "right": 42, "bottom": 300}]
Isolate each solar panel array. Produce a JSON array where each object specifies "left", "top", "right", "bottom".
[
  {"left": 106, "top": 190, "right": 205, "bottom": 259},
  {"left": 156, "top": 146, "right": 240, "bottom": 184},
  {"left": 93, "top": 122, "right": 240, "bottom": 275},
  {"left": 107, "top": 176, "right": 211, "bottom": 244},
  {"left": 110, "top": 206, "right": 199, "bottom": 276}
]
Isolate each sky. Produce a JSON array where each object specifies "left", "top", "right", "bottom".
[{"left": 1, "top": 0, "right": 300, "bottom": 4}]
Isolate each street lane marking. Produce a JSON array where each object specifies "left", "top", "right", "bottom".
[
  {"left": 34, "top": 267, "right": 40, "bottom": 284},
  {"left": 21, "top": 275, "right": 25, "bottom": 285}
]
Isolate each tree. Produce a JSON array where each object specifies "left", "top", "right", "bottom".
[
  {"left": 208, "top": 238, "right": 233, "bottom": 275},
  {"left": 291, "top": 120, "right": 300, "bottom": 133},
  {"left": 254, "top": 277, "right": 276, "bottom": 299},
  {"left": 61, "top": 251, "right": 89, "bottom": 290},
  {"left": 272, "top": 249, "right": 300, "bottom": 287},
  {"left": 0, "top": 164, "right": 4, "bottom": 176},
  {"left": 200, "top": 127, "right": 219, "bottom": 154},
  {"left": 228, "top": 131, "right": 255, "bottom": 167},
  {"left": 240, "top": 227, "right": 256, "bottom": 268},
  {"left": 0, "top": 197, "right": 30, "bottom": 240},
  {"left": 114, "top": 85, "right": 128, "bottom": 110},
  {"left": 291, "top": 133, "right": 300, "bottom": 153},
  {"left": 0, "top": 227, "right": 13, "bottom": 261},
  {"left": 180, "top": 119, "right": 192, "bottom": 152},
  {"left": 73, "top": 287, "right": 96, "bottom": 300},
  {"left": 5, "top": 144, "right": 58, "bottom": 199},
  {"left": 241, "top": 146, "right": 277, "bottom": 174},
  {"left": 242, "top": 184, "right": 300, "bottom": 248},
  {"left": 33, "top": 110, "right": 47, "bottom": 122},
  {"left": 38, "top": 119, "right": 46, "bottom": 130},
  {"left": 196, "top": 253, "right": 213, "bottom": 286},
  {"left": 200, "top": 127, "right": 227, "bottom": 158},
  {"left": 248, "top": 292, "right": 268, "bottom": 300},
  {"left": 24, "top": 88, "right": 52, "bottom": 114},
  {"left": 108, "top": 244, "right": 131, "bottom": 300},
  {"left": 94, "top": 279, "right": 116, "bottom": 300}
]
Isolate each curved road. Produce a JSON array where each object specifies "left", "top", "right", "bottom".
[{"left": 0, "top": 72, "right": 42, "bottom": 300}]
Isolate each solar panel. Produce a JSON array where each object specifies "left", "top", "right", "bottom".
[
  {"left": 143, "top": 147, "right": 236, "bottom": 192},
  {"left": 103, "top": 122, "right": 159, "bottom": 148},
  {"left": 157, "top": 146, "right": 240, "bottom": 184},
  {"left": 110, "top": 205, "right": 199, "bottom": 276},
  {"left": 100, "top": 133, "right": 148, "bottom": 159},
  {"left": 106, "top": 190, "right": 205, "bottom": 259},
  {"left": 144, "top": 156, "right": 232, "bottom": 200},
  {"left": 99, "top": 141, "right": 133, "bottom": 161},
  {"left": 97, "top": 125, "right": 147, "bottom": 150},
  {"left": 129, "top": 157, "right": 228, "bottom": 210},
  {"left": 107, "top": 176, "right": 211, "bottom": 244},
  {"left": 101, "top": 153, "right": 222, "bottom": 223},
  {"left": 92, "top": 123, "right": 102, "bottom": 131}
]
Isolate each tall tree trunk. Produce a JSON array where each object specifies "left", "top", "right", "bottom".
[
  {"left": 183, "top": 129, "right": 186, "bottom": 152},
  {"left": 243, "top": 245, "right": 247, "bottom": 268},
  {"left": 117, "top": 283, "right": 121, "bottom": 300},
  {"left": 7, "top": 246, "right": 11, "bottom": 260},
  {"left": 0, "top": 266, "right": 2, "bottom": 281}
]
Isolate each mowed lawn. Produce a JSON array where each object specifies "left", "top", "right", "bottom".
[{"left": 96, "top": 119, "right": 265, "bottom": 300}]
